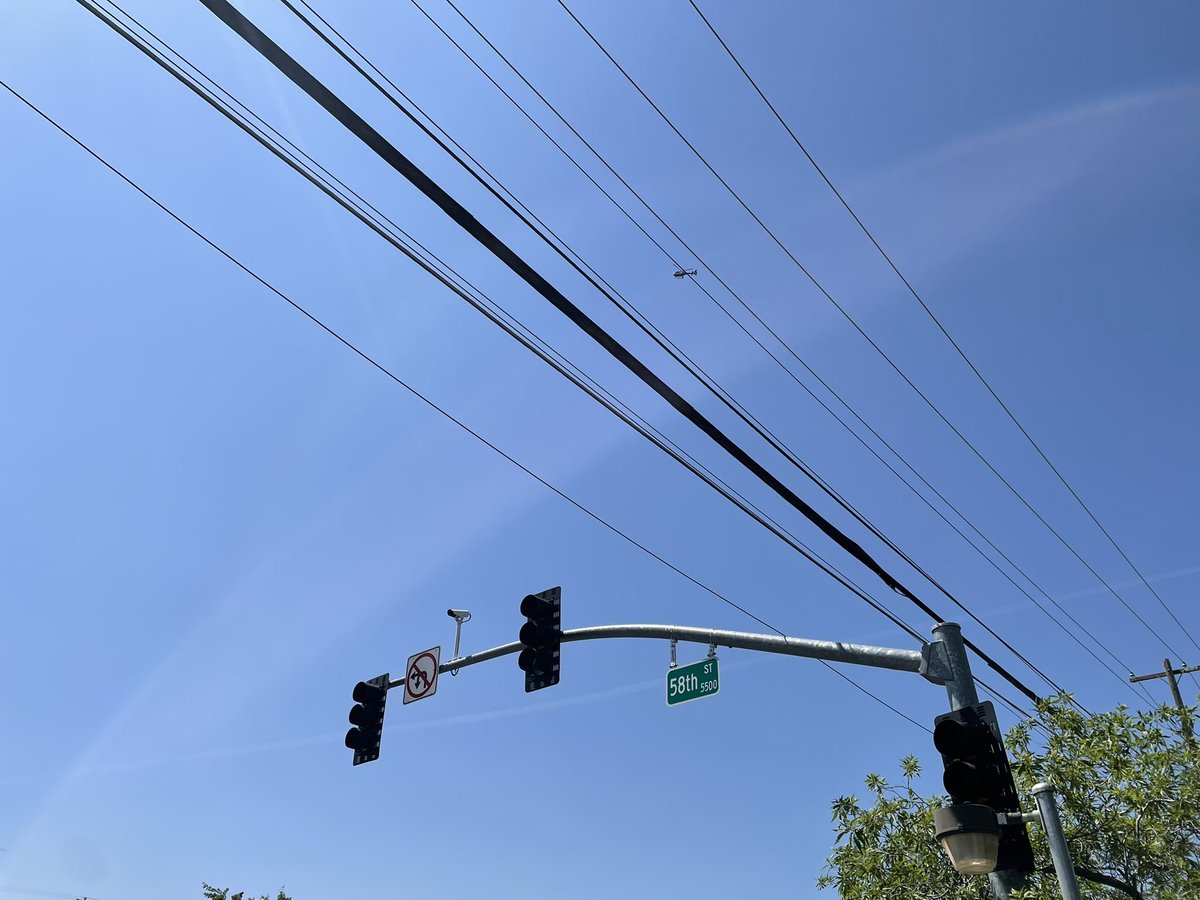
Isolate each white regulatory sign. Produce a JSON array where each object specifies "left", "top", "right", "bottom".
[{"left": 403, "top": 646, "right": 441, "bottom": 705}]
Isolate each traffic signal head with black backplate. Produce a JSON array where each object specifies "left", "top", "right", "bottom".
[
  {"left": 933, "top": 700, "right": 1034, "bottom": 872},
  {"left": 518, "top": 586, "right": 561, "bottom": 692},
  {"left": 345, "top": 673, "right": 389, "bottom": 766}
]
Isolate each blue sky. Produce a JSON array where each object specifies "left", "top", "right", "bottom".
[{"left": 2, "top": 1, "right": 1198, "bottom": 897}]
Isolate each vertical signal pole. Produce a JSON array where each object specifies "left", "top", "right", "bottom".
[
  {"left": 1030, "top": 783, "right": 1082, "bottom": 900},
  {"left": 933, "top": 622, "right": 979, "bottom": 710},
  {"left": 1130, "top": 659, "right": 1198, "bottom": 745},
  {"left": 932, "top": 622, "right": 1025, "bottom": 900}
]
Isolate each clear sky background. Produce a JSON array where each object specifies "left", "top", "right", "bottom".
[{"left": 2, "top": 1, "right": 1199, "bottom": 897}]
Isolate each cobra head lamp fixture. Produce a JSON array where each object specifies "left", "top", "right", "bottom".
[{"left": 933, "top": 804, "right": 1002, "bottom": 875}]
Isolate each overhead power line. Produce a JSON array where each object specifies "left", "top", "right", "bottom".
[
  {"left": 74, "top": 0, "right": 1047, "bottom": 720},
  {"left": 193, "top": 0, "right": 1053, "bottom": 708},
  {"left": 78, "top": 0, "right": 925, "bottom": 651},
  {"left": 277, "top": 0, "right": 1081, "bottom": 704},
  {"left": 72, "top": 0, "right": 914, "bottom": 642},
  {"left": 684, "top": 0, "right": 1200, "bottom": 659},
  {"left": 553, "top": 0, "right": 1189, "bottom": 664},
  {"left": 0, "top": 74, "right": 935, "bottom": 735},
  {"left": 683, "top": 0, "right": 1200, "bottom": 667},
  {"left": 71, "top": 0, "right": 1055, "bottom": 720},
  {"left": 79, "top": 0, "right": 1048, "bottom": 721},
  {"left": 403, "top": 0, "right": 1144, "bottom": 705}
]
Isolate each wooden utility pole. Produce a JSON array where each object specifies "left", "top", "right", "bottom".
[{"left": 1130, "top": 659, "right": 1200, "bottom": 744}]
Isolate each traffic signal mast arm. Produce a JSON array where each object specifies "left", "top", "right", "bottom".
[
  {"left": 387, "top": 623, "right": 952, "bottom": 689},
  {"left": 365, "top": 613, "right": 1028, "bottom": 900}
]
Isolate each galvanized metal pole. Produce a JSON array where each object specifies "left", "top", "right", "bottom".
[
  {"left": 931, "top": 621, "right": 978, "bottom": 707},
  {"left": 930, "top": 622, "right": 1024, "bottom": 900},
  {"left": 429, "top": 623, "right": 946, "bottom": 682},
  {"left": 395, "top": 619, "right": 1023, "bottom": 900},
  {"left": 1031, "top": 783, "right": 1082, "bottom": 900}
]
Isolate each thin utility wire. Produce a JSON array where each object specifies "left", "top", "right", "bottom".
[
  {"left": 87, "top": 0, "right": 1048, "bottom": 726},
  {"left": 82, "top": 0, "right": 946, "bottom": 661},
  {"left": 285, "top": 0, "right": 1078, "bottom": 710},
  {"left": 82, "top": 0, "right": 1055, "bottom": 721},
  {"left": 280, "top": 0, "right": 1081, "bottom": 706},
  {"left": 686, "top": 0, "right": 1199, "bottom": 658},
  {"left": 195, "top": 0, "right": 917, "bottom": 616},
  {"left": 84, "top": 0, "right": 938, "bottom": 649},
  {"left": 407, "top": 0, "right": 1144, "bottom": 706},
  {"left": 76, "top": 0, "right": 917, "bottom": 642},
  {"left": 685, "top": 0, "right": 1200, "bottom": 659},
  {"left": 425, "top": 0, "right": 1143, "bottom": 702},
  {"left": 198, "top": 0, "right": 1057, "bottom": 708},
  {"left": 0, "top": 75, "right": 934, "bottom": 734},
  {"left": 554, "top": 0, "right": 1188, "bottom": 663},
  {"left": 978, "top": 681, "right": 1031, "bottom": 721}
]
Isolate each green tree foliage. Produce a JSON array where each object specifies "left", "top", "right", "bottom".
[
  {"left": 202, "top": 883, "right": 292, "bottom": 900},
  {"left": 818, "top": 698, "right": 1200, "bottom": 899}
]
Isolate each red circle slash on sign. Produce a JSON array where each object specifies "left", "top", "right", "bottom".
[{"left": 406, "top": 652, "right": 438, "bottom": 700}]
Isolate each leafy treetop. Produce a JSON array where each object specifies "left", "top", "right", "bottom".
[
  {"left": 202, "top": 883, "right": 292, "bottom": 900},
  {"left": 818, "top": 697, "right": 1200, "bottom": 900}
]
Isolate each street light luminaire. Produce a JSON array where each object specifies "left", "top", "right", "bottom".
[{"left": 933, "top": 804, "right": 1002, "bottom": 875}]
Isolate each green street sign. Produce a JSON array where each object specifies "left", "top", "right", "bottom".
[{"left": 666, "top": 657, "right": 719, "bottom": 706}]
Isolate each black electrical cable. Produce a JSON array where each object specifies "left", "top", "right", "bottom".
[
  {"left": 76, "top": 0, "right": 1046, "bottom": 721},
  {"left": 76, "top": 0, "right": 927, "bottom": 648},
  {"left": 185, "top": 0, "right": 887, "bottom": 591},
  {"left": 90, "top": 0, "right": 1047, "bottom": 728},
  {"left": 978, "top": 678, "right": 1033, "bottom": 721},
  {"left": 194, "top": 0, "right": 907, "bottom": 600},
  {"left": 299, "top": 0, "right": 692, "bottom": 277},
  {"left": 194, "top": 0, "right": 1052, "bottom": 707},
  {"left": 687, "top": 0, "right": 1200, "bottom": 658},
  {"left": 278, "top": 0, "right": 1081, "bottom": 706},
  {"left": 419, "top": 0, "right": 1145, "bottom": 705},
  {"left": 0, "top": 75, "right": 936, "bottom": 735},
  {"left": 555, "top": 0, "right": 1188, "bottom": 662}
]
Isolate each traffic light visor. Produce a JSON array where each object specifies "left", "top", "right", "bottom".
[
  {"left": 933, "top": 716, "right": 990, "bottom": 757},
  {"left": 520, "top": 593, "right": 554, "bottom": 618},
  {"left": 518, "top": 646, "right": 555, "bottom": 673},
  {"left": 943, "top": 759, "right": 998, "bottom": 802},
  {"left": 520, "top": 620, "right": 558, "bottom": 648},
  {"left": 348, "top": 703, "right": 381, "bottom": 727},
  {"left": 352, "top": 680, "right": 386, "bottom": 704}
]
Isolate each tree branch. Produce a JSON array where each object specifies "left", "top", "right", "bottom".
[{"left": 1041, "top": 865, "right": 1142, "bottom": 899}]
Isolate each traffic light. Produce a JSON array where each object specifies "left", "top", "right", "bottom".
[
  {"left": 517, "top": 586, "right": 561, "bottom": 692},
  {"left": 933, "top": 701, "right": 1034, "bottom": 872},
  {"left": 345, "top": 673, "right": 389, "bottom": 766}
]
